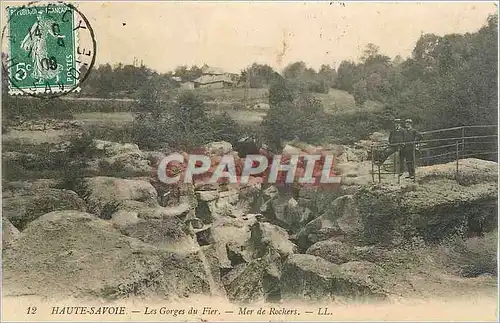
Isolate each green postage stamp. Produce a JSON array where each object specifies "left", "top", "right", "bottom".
[{"left": 4, "top": 2, "right": 94, "bottom": 96}]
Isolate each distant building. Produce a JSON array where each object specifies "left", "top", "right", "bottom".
[
  {"left": 193, "top": 74, "right": 236, "bottom": 89},
  {"left": 193, "top": 65, "right": 239, "bottom": 89},
  {"left": 200, "top": 65, "right": 225, "bottom": 76}
]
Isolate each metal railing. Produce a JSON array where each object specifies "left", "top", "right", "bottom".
[{"left": 370, "top": 125, "right": 498, "bottom": 183}]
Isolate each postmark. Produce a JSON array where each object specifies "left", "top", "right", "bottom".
[{"left": 1, "top": 1, "right": 96, "bottom": 98}]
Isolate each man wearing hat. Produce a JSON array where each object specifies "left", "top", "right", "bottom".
[
  {"left": 402, "top": 118, "right": 422, "bottom": 179},
  {"left": 375, "top": 118, "right": 405, "bottom": 172}
]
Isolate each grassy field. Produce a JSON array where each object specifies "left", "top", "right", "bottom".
[
  {"left": 3, "top": 87, "right": 380, "bottom": 148},
  {"left": 73, "top": 112, "right": 135, "bottom": 124},
  {"left": 72, "top": 109, "right": 266, "bottom": 127},
  {"left": 68, "top": 88, "right": 376, "bottom": 128},
  {"left": 188, "top": 88, "right": 268, "bottom": 103},
  {"left": 315, "top": 88, "right": 383, "bottom": 115}
]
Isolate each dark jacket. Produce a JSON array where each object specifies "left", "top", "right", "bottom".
[
  {"left": 404, "top": 128, "right": 422, "bottom": 144},
  {"left": 389, "top": 128, "right": 405, "bottom": 145}
]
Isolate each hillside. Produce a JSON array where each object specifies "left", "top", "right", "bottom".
[{"left": 66, "top": 87, "right": 383, "bottom": 128}]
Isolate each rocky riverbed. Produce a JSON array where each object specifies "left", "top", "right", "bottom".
[{"left": 2, "top": 134, "right": 498, "bottom": 304}]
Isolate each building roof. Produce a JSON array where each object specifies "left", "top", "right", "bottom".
[
  {"left": 201, "top": 66, "right": 225, "bottom": 75},
  {"left": 193, "top": 74, "right": 235, "bottom": 85},
  {"left": 171, "top": 76, "right": 182, "bottom": 82}
]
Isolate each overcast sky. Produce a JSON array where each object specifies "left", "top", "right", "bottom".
[{"left": 2, "top": 1, "right": 498, "bottom": 73}]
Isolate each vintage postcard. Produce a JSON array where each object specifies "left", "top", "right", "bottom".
[{"left": 1, "top": 1, "right": 498, "bottom": 322}]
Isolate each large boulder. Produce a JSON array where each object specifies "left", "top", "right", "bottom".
[
  {"left": 358, "top": 180, "right": 497, "bottom": 244},
  {"left": 299, "top": 159, "right": 498, "bottom": 247},
  {"left": 83, "top": 177, "right": 158, "bottom": 216},
  {"left": 3, "top": 188, "right": 86, "bottom": 230},
  {"left": 306, "top": 240, "right": 388, "bottom": 264},
  {"left": 93, "top": 139, "right": 142, "bottom": 157},
  {"left": 334, "top": 161, "right": 374, "bottom": 187},
  {"left": 259, "top": 188, "right": 313, "bottom": 233},
  {"left": 296, "top": 195, "right": 362, "bottom": 251},
  {"left": 210, "top": 215, "right": 259, "bottom": 268},
  {"left": 2, "top": 211, "right": 211, "bottom": 299},
  {"left": 418, "top": 158, "right": 498, "bottom": 186},
  {"left": 88, "top": 140, "right": 152, "bottom": 176},
  {"left": 204, "top": 141, "right": 233, "bottom": 156},
  {"left": 306, "top": 240, "right": 355, "bottom": 264},
  {"left": 110, "top": 202, "right": 198, "bottom": 252},
  {"left": 2, "top": 179, "right": 59, "bottom": 198},
  {"left": 247, "top": 221, "right": 297, "bottom": 260},
  {"left": 368, "top": 131, "right": 389, "bottom": 142},
  {"left": 196, "top": 188, "right": 240, "bottom": 221},
  {"left": 280, "top": 254, "right": 386, "bottom": 301},
  {"left": 195, "top": 183, "right": 261, "bottom": 221},
  {"left": 223, "top": 255, "right": 282, "bottom": 303},
  {"left": 210, "top": 218, "right": 296, "bottom": 302}
]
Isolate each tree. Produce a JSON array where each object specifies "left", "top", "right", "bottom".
[
  {"left": 283, "top": 61, "right": 308, "bottom": 79},
  {"left": 361, "top": 43, "right": 380, "bottom": 62},
  {"left": 241, "top": 63, "right": 278, "bottom": 88},
  {"left": 133, "top": 80, "right": 165, "bottom": 119},
  {"left": 336, "top": 60, "right": 358, "bottom": 92},
  {"left": 263, "top": 79, "right": 327, "bottom": 149},
  {"left": 353, "top": 80, "right": 368, "bottom": 106},
  {"left": 170, "top": 91, "right": 213, "bottom": 150},
  {"left": 318, "top": 64, "right": 337, "bottom": 88},
  {"left": 268, "top": 77, "right": 294, "bottom": 106}
]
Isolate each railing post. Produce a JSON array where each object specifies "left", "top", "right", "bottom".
[
  {"left": 461, "top": 127, "right": 465, "bottom": 158},
  {"left": 378, "top": 160, "right": 381, "bottom": 184},
  {"left": 396, "top": 149, "right": 401, "bottom": 184},
  {"left": 392, "top": 149, "right": 396, "bottom": 174},
  {"left": 455, "top": 140, "right": 459, "bottom": 182},
  {"left": 412, "top": 144, "right": 416, "bottom": 183},
  {"left": 371, "top": 144, "right": 375, "bottom": 183}
]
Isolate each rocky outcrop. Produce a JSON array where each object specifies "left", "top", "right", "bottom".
[
  {"left": 86, "top": 140, "right": 153, "bottom": 176},
  {"left": 208, "top": 217, "right": 297, "bottom": 303},
  {"left": 223, "top": 256, "right": 282, "bottom": 303},
  {"left": 306, "top": 240, "right": 355, "bottom": 264},
  {"left": 3, "top": 211, "right": 211, "bottom": 299},
  {"left": 195, "top": 183, "right": 261, "bottom": 221},
  {"left": 260, "top": 195, "right": 313, "bottom": 233},
  {"left": 298, "top": 159, "right": 498, "bottom": 248},
  {"left": 211, "top": 215, "right": 259, "bottom": 268},
  {"left": 306, "top": 240, "right": 388, "bottom": 264},
  {"left": 110, "top": 202, "right": 198, "bottom": 252},
  {"left": 3, "top": 188, "right": 86, "bottom": 230},
  {"left": 418, "top": 158, "right": 498, "bottom": 186},
  {"left": 3, "top": 131, "right": 497, "bottom": 304},
  {"left": 296, "top": 194, "right": 362, "bottom": 250},
  {"left": 204, "top": 141, "right": 233, "bottom": 156},
  {"left": 83, "top": 177, "right": 158, "bottom": 216},
  {"left": 280, "top": 254, "right": 387, "bottom": 301},
  {"left": 340, "top": 261, "right": 388, "bottom": 289},
  {"left": 358, "top": 180, "right": 497, "bottom": 244},
  {"left": 2, "top": 179, "right": 59, "bottom": 198}
]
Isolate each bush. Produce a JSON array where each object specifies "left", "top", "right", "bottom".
[
  {"left": 263, "top": 80, "right": 331, "bottom": 149},
  {"left": 210, "top": 112, "right": 244, "bottom": 144},
  {"left": 308, "top": 79, "right": 330, "bottom": 94}
]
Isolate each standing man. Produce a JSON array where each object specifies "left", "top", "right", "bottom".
[
  {"left": 402, "top": 118, "right": 422, "bottom": 179},
  {"left": 375, "top": 118, "right": 405, "bottom": 174}
]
